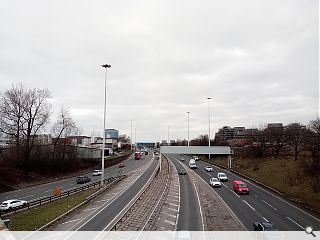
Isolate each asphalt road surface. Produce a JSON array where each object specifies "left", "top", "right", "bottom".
[
  {"left": 0, "top": 153, "right": 151, "bottom": 203},
  {"left": 177, "top": 154, "right": 320, "bottom": 231},
  {"left": 166, "top": 155, "right": 203, "bottom": 231}
]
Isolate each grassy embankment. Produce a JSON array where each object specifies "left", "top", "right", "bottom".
[
  {"left": 5, "top": 189, "right": 96, "bottom": 231},
  {"left": 205, "top": 155, "right": 320, "bottom": 213}
]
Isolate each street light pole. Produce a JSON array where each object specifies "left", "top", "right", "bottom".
[
  {"left": 101, "top": 64, "right": 111, "bottom": 185},
  {"left": 187, "top": 112, "right": 190, "bottom": 146},
  {"left": 206, "top": 97, "right": 212, "bottom": 159},
  {"left": 167, "top": 126, "right": 170, "bottom": 146},
  {"left": 130, "top": 120, "right": 133, "bottom": 150}
]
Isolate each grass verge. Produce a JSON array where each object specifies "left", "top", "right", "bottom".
[
  {"left": 6, "top": 189, "right": 96, "bottom": 231},
  {"left": 204, "top": 155, "right": 320, "bottom": 213}
]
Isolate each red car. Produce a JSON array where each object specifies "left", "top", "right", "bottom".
[
  {"left": 233, "top": 180, "right": 249, "bottom": 194},
  {"left": 119, "top": 163, "right": 125, "bottom": 168}
]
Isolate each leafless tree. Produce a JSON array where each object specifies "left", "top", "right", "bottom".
[
  {"left": 303, "top": 117, "right": 320, "bottom": 192},
  {"left": 0, "top": 83, "right": 27, "bottom": 161},
  {"left": 51, "top": 108, "right": 76, "bottom": 160},
  {"left": 265, "top": 125, "right": 287, "bottom": 159},
  {"left": 285, "top": 122, "right": 306, "bottom": 161},
  {"left": 0, "top": 83, "right": 51, "bottom": 171}
]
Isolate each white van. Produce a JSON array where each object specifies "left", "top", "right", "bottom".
[{"left": 189, "top": 159, "right": 197, "bottom": 169}]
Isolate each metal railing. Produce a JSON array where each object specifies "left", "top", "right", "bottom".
[{"left": 0, "top": 175, "right": 126, "bottom": 217}]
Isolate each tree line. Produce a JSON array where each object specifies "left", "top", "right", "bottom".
[{"left": 0, "top": 83, "right": 86, "bottom": 175}]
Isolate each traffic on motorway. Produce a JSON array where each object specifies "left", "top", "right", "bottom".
[
  {"left": 169, "top": 154, "right": 320, "bottom": 231},
  {"left": 0, "top": 151, "right": 152, "bottom": 212}
]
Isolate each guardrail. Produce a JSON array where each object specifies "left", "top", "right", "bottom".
[
  {"left": 0, "top": 175, "right": 126, "bottom": 218},
  {"left": 109, "top": 156, "right": 160, "bottom": 231}
]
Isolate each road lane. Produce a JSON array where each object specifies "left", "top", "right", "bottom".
[
  {"left": 180, "top": 155, "right": 320, "bottom": 231},
  {"left": 0, "top": 153, "right": 151, "bottom": 202},
  {"left": 167, "top": 155, "right": 202, "bottom": 231}
]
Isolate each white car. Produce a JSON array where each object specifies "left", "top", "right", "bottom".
[
  {"left": 93, "top": 170, "right": 102, "bottom": 176},
  {"left": 180, "top": 157, "right": 185, "bottom": 161},
  {"left": 0, "top": 199, "right": 28, "bottom": 211},
  {"left": 205, "top": 166, "right": 213, "bottom": 172},
  {"left": 193, "top": 156, "right": 199, "bottom": 161},
  {"left": 210, "top": 177, "right": 221, "bottom": 187},
  {"left": 217, "top": 172, "right": 228, "bottom": 181}
]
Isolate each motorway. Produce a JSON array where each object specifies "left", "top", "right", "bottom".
[
  {"left": 166, "top": 155, "right": 203, "bottom": 231},
  {"left": 0, "top": 153, "right": 151, "bottom": 203},
  {"left": 172, "top": 154, "right": 320, "bottom": 231}
]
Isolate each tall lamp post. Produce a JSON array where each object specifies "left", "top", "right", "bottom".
[
  {"left": 167, "top": 126, "right": 170, "bottom": 146},
  {"left": 101, "top": 64, "right": 111, "bottom": 185},
  {"left": 206, "top": 97, "right": 212, "bottom": 159},
  {"left": 130, "top": 120, "right": 133, "bottom": 150},
  {"left": 187, "top": 112, "right": 190, "bottom": 146}
]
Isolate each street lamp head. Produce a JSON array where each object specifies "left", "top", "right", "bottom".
[
  {"left": 101, "top": 64, "right": 112, "bottom": 68},
  {"left": 187, "top": 111, "right": 190, "bottom": 114},
  {"left": 206, "top": 97, "right": 212, "bottom": 100}
]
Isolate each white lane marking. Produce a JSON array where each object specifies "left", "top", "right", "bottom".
[
  {"left": 163, "top": 212, "right": 177, "bottom": 218},
  {"left": 208, "top": 163, "right": 320, "bottom": 223},
  {"left": 62, "top": 218, "right": 84, "bottom": 225},
  {"left": 263, "top": 217, "right": 268, "bottom": 222},
  {"left": 168, "top": 208, "right": 178, "bottom": 212},
  {"left": 262, "top": 200, "right": 278, "bottom": 211},
  {"left": 221, "top": 182, "right": 229, "bottom": 188},
  {"left": 95, "top": 199, "right": 110, "bottom": 203},
  {"left": 243, "top": 200, "right": 256, "bottom": 211},
  {"left": 83, "top": 207, "right": 99, "bottom": 212},
  {"left": 165, "top": 219, "right": 176, "bottom": 225},
  {"left": 230, "top": 189, "right": 240, "bottom": 198},
  {"left": 73, "top": 159, "right": 155, "bottom": 232},
  {"left": 193, "top": 180, "right": 205, "bottom": 231},
  {"left": 165, "top": 202, "right": 179, "bottom": 207},
  {"left": 19, "top": 194, "right": 34, "bottom": 199},
  {"left": 286, "top": 216, "right": 305, "bottom": 230}
]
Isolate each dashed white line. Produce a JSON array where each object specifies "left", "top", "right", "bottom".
[
  {"left": 230, "top": 189, "right": 240, "bottom": 198},
  {"left": 83, "top": 207, "right": 99, "bottom": 212},
  {"left": 243, "top": 200, "right": 256, "bottom": 211},
  {"left": 165, "top": 219, "right": 176, "bottom": 225},
  {"left": 262, "top": 200, "right": 278, "bottom": 211},
  {"left": 221, "top": 183, "right": 229, "bottom": 188},
  {"left": 263, "top": 217, "right": 268, "bottom": 222},
  {"left": 286, "top": 216, "right": 305, "bottom": 230},
  {"left": 168, "top": 207, "right": 178, "bottom": 212},
  {"left": 163, "top": 212, "right": 177, "bottom": 218},
  {"left": 62, "top": 218, "right": 84, "bottom": 225},
  {"left": 165, "top": 202, "right": 179, "bottom": 207}
]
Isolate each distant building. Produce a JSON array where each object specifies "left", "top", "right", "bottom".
[
  {"left": 67, "top": 136, "right": 91, "bottom": 147},
  {"left": 32, "top": 134, "right": 52, "bottom": 145},
  {"left": 161, "top": 140, "right": 168, "bottom": 146},
  {"left": 105, "top": 129, "right": 119, "bottom": 139},
  {"left": 215, "top": 126, "right": 246, "bottom": 141},
  {"left": 267, "top": 123, "right": 283, "bottom": 129},
  {"left": 137, "top": 142, "right": 156, "bottom": 148}
]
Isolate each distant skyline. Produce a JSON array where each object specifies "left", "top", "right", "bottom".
[{"left": 0, "top": 1, "right": 318, "bottom": 142}]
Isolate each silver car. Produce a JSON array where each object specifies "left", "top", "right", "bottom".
[
  {"left": 210, "top": 177, "right": 222, "bottom": 187},
  {"left": 0, "top": 199, "right": 28, "bottom": 211}
]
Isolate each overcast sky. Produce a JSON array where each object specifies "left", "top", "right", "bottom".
[{"left": 0, "top": 0, "right": 318, "bottom": 142}]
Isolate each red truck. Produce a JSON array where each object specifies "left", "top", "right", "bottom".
[{"left": 135, "top": 151, "right": 141, "bottom": 160}]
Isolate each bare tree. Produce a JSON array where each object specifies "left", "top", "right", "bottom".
[
  {"left": 303, "top": 117, "right": 320, "bottom": 192},
  {"left": 0, "top": 83, "right": 27, "bottom": 161},
  {"left": 51, "top": 108, "right": 76, "bottom": 160},
  {"left": 265, "top": 125, "right": 286, "bottom": 159},
  {"left": 285, "top": 122, "right": 306, "bottom": 161},
  {"left": 21, "top": 87, "right": 51, "bottom": 168},
  {"left": 0, "top": 83, "right": 51, "bottom": 171}
]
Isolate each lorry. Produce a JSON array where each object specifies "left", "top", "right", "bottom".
[
  {"left": 135, "top": 151, "right": 141, "bottom": 160},
  {"left": 189, "top": 159, "right": 197, "bottom": 169}
]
